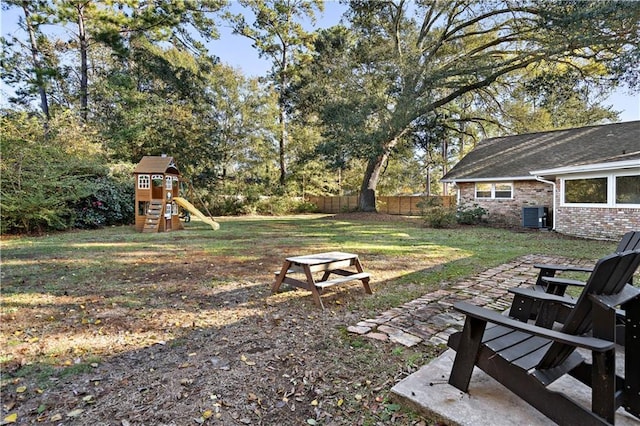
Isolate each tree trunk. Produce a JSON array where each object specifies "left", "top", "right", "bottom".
[
  {"left": 22, "top": 3, "right": 50, "bottom": 121},
  {"left": 278, "top": 102, "right": 287, "bottom": 187},
  {"left": 77, "top": 3, "right": 89, "bottom": 121},
  {"left": 358, "top": 151, "right": 390, "bottom": 212}
]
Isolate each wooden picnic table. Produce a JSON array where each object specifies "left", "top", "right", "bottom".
[{"left": 271, "top": 251, "right": 372, "bottom": 309}]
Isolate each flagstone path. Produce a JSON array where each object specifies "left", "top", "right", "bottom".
[{"left": 347, "top": 254, "right": 593, "bottom": 347}]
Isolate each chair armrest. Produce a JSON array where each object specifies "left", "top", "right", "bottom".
[
  {"left": 534, "top": 263, "right": 593, "bottom": 273},
  {"left": 453, "top": 301, "right": 614, "bottom": 351},
  {"left": 508, "top": 287, "right": 576, "bottom": 305},
  {"left": 540, "top": 276, "right": 586, "bottom": 288},
  {"left": 590, "top": 284, "right": 640, "bottom": 310}
]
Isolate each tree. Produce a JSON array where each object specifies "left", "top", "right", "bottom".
[
  {"left": 227, "top": 0, "right": 323, "bottom": 188},
  {"left": 1, "top": 0, "right": 55, "bottom": 121},
  {"left": 307, "top": 0, "right": 640, "bottom": 211},
  {"left": 0, "top": 109, "right": 108, "bottom": 233}
]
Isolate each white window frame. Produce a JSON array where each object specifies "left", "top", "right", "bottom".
[
  {"left": 474, "top": 182, "right": 513, "bottom": 200},
  {"left": 165, "top": 176, "right": 173, "bottom": 190},
  {"left": 137, "top": 174, "right": 150, "bottom": 189},
  {"left": 560, "top": 171, "right": 640, "bottom": 208}
]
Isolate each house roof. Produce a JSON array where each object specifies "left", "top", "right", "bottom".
[
  {"left": 133, "top": 156, "right": 180, "bottom": 175},
  {"left": 441, "top": 121, "right": 640, "bottom": 182}
]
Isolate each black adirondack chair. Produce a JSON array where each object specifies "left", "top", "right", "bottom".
[
  {"left": 447, "top": 250, "right": 640, "bottom": 425},
  {"left": 510, "top": 231, "right": 640, "bottom": 341},
  {"left": 533, "top": 231, "right": 640, "bottom": 292}
]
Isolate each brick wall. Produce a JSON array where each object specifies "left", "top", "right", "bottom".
[
  {"left": 458, "top": 179, "right": 639, "bottom": 240},
  {"left": 457, "top": 181, "right": 553, "bottom": 227},
  {"left": 554, "top": 206, "right": 640, "bottom": 240}
]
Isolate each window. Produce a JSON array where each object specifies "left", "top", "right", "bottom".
[
  {"left": 137, "top": 201, "right": 149, "bottom": 216},
  {"left": 138, "top": 174, "right": 150, "bottom": 189},
  {"left": 475, "top": 182, "right": 513, "bottom": 199},
  {"left": 475, "top": 183, "right": 491, "bottom": 198},
  {"left": 562, "top": 172, "right": 640, "bottom": 207},
  {"left": 152, "top": 174, "right": 163, "bottom": 187},
  {"left": 564, "top": 178, "right": 607, "bottom": 204},
  {"left": 165, "top": 176, "right": 173, "bottom": 190},
  {"left": 494, "top": 183, "right": 513, "bottom": 198},
  {"left": 616, "top": 175, "right": 640, "bottom": 204}
]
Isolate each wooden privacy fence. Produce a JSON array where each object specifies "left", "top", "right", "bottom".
[{"left": 306, "top": 195, "right": 455, "bottom": 216}]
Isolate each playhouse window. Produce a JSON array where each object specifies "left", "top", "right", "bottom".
[
  {"left": 165, "top": 176, "right": 173, "bottom": 190},
  {"left": 152, "top": 174, "right": 163, "bottom": 187},
  {"left": 138, "top": 175, "right": 150, "bottom": 189},
  {"left": 172, "top": 202, "right": 178, "bottom": 215},
  {"left": 137, "top": 201, "right": 149, "bottom": 216}
]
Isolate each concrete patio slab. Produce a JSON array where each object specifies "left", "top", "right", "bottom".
[{"left": 391, "top": 348, "right": 638, "bottom": 425}]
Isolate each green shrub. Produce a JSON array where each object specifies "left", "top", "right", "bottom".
[
  {"left": 72, "top": 176, "right": 135, "bottom": 229},
  {"left": 207, "top": 195, "right": 248, "bottom": 216},
  {"left": 456, "top": 203, "right": 488, "bottom": 225},
  {"left": 255, "top": 196, "right": 308, "bottom": 215},
  {"left": 422, "top": 206, "right": 457, "bottom": 228},
  {"left": 295, "top": 201, "right": 319, "bottom": 213},
  {"left": 417, "top": 197, "right": 456, "bottom": 228}
]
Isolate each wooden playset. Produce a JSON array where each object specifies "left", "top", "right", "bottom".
[{"left": 133, "top": 155, "right": 218, "bottom": 232}]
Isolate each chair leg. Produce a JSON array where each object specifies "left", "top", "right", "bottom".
[
  {"left": 591, "top": 349, "right": 616, "bottom": 424},
  {"left": 449, "top": 316, "right": 486, "bottom": 392},
  {"left": 624, "top": 300, "right": 640, "bottom": 417}
]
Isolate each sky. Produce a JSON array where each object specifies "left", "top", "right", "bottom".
[{"left": 1, "top": 1, "right": 639, "bottom": 121}]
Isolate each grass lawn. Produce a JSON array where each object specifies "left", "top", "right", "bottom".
[{"left": 0, "top": 213, "right": 616, "bottom": 425}]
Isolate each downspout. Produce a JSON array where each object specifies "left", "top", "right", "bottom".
[{"left": 534, "top": 176, "right": 556, "bottom": 231}]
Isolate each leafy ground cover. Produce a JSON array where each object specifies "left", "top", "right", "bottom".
[{"left": 0, "top": 213, "right": 614, "bottom": 425}]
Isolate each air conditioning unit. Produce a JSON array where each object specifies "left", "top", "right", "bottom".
[{"left": 522, "top": 206, "right": 549, "bottom": 228}]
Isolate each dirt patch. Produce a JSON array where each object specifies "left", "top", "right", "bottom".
[{"left": 1, "top": 219, "right": 445, "bottom": 425}]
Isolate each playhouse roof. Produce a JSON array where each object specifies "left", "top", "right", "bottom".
[{"left": 133, "top": 156, "right": 180, "bottom": 175}]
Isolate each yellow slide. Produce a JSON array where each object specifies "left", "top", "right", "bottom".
[{"left": 173, "top": 197, "right": 220, "bottom": 230}]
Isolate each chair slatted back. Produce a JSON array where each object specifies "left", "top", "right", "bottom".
[
  {"left": 617, "top": 231, "right": 640, "bottom": 252},
  {"left": 538, "top": 250, "right": 640, "bottom": 369}
]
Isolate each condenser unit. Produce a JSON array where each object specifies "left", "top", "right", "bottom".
[{"left": 522, "top": 206, "right": 549, "bottom": 228}]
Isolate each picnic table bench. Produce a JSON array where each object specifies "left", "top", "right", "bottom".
[{"left": 271, "top": 251, "right": 372, "bottom": 309}]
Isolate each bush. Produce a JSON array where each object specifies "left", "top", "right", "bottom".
[
  {"left": 417, "top": 197, "right": 456, "bottom": 228},
  {"left": 255, "top": 196, "right": 317, "bottom": 215},
  {"left": 72, "top": 175, "right": 135, "bottom": 229},
  {"left": 206, "top": 195, "right": 318, "bottom": 216},
  {"left": 422, "top": 206, "right": 457, "bottom": 228},
  {"left": 456, "top": 203, "right": 488, "bottom": 225},
  {"left": 207, "top": 195, "right": 249, "bottom": 216}
]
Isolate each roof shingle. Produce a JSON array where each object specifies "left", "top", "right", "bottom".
[
  {"left": 442, "top": 121, "right": 640, "bottom": 181},
  {"left": 133, "top": 156, "right": 180, "bottom": 175}
]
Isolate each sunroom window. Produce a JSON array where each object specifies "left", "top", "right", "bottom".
[
  {"left": 562, "top": 173, "right": 640, "bottom": 206},
  {"left": 564, "top": 178, "right": 607, "bottom": 204},
  {"left": 616, "top": 175, "right": 640, "bottom": 204}
]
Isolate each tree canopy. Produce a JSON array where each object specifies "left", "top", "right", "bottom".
[{"left": 1, "top": 0, "right": 638, "bottom": 231}]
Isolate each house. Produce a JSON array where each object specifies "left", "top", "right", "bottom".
[
  {"left": 441, "top": 121, "right": 640, "bottom": 240},
  {"left": 133, "top": 155, "right": 184, "bottom": 233}
]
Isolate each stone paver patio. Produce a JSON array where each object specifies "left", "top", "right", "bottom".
[{"left": 348, "top": 254, "right": 593, "bottom": 347}]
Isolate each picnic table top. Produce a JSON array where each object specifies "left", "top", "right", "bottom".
[{"left": 285, "top": 251, "right": 358, "bottom": 265}]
